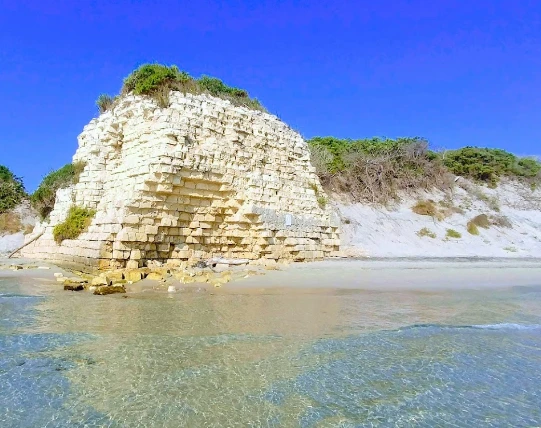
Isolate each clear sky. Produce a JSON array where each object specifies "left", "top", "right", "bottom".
[{"left": 1, "top": 0, "right": 540, "bottom": 191}]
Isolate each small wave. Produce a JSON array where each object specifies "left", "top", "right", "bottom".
[
  {"left": 0, "top": 293, "right": 43, "bottom": 299},
  {"left": 472, "top": 323, "right": 541, "bottom": 331},
  {"left": 397, "top": 323, "right": 541, "bottom": 333}
]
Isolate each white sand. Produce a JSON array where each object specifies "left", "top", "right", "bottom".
[{"left": 337, "top": 181, "right": 541, "bottom": 258}]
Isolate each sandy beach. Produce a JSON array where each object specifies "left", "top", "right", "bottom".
[{"left": 2, "top": 257, "right": 540, "bottom": 292}]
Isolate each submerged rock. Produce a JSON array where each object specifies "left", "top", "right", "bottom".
[
  {"left": 64, "top": 284, "right": 84, "bottom": 291},
  {"left": 93, "top": 285, "right": 126, "bottom": 295}
]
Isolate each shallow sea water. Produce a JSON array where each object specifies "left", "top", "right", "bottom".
[{"left": 1, "top": 276, "right": 541, "bottom": 427}]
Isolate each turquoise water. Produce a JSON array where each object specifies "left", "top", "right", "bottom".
[{"left": 1, "top": 277, "right": 541, "bottom": 427}]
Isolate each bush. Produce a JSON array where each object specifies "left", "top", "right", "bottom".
[
  {"left": 53, "top": 206, "right": 96, "bottom": 244},
  {"left": 412, "top": 200, "right": 438, "bottom": 217},
  {"left": 417, "top": 227, "right": 436, "bottom": 238},
  {"left": 31, "top": 162, "right": 86, "bottom": 219},
  {"left": 308, "top": 137, "right": 453, "bottom": 204},
  {"left": 467, "top": 221, "right": 479, "bottom": 235},
  {"left": 443, "top": 147, "right": 541, "bottom": 185},
  {"left": 0, "top": 165, "right": 26, "bottom": 214},
  {"left": 446, "top": 229, "right": 462, "bottom": 239},
  {"left": 96, "top": 94, "right": 115, "bottom": 113},
  {"left": 119, "top": 64, "right": 265, "bottom": 111},
  {"left": 470, "top": 214, "right": 491, "bottom": 229}
]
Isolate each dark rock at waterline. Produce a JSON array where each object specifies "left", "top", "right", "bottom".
[
  {"left": 64, "top": 284, "right": 84, "bottom": 291},
  {"left": 93, "top": 285, "right": 126, "bottom": 295}
]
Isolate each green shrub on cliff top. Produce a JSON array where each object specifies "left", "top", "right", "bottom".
[
  {"left": 53, "top": 206, "right": 96, "bottom": 244},
  {"left": 114, "top": 63, "right": 265, "bottom": 112},
  {"left": 31, "top": 162, "right": 86, "bottom": 219},
  {"left": 0, "top": 165, "right": 26, "bottom": 214}
]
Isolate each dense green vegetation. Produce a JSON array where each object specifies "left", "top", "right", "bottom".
[
  {"left": 53, "top": 206, "right": 96, "bottom": 244},
  {"left": 98, "top": 63, "right": 265, "bottom": 112},
  {"left": 308, "top": 137, "right": 541, "bottom": 204},
  {"left": 31, "top": 162, "right": 86, "bottom": 219},
  {"left": 443, "top": 147, "right": 541, "bottom": 186},
  {"left": 0, "top": 165, "right": 26, "bottom": 214}
]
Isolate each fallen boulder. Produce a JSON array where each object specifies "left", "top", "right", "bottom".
[{"left": 93, "top": 285, "right": 126, "bottom": 295}]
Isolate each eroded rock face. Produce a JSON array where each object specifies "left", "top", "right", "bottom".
[{"left": 22, "top": 92, "right": 340, "bottom": 269}]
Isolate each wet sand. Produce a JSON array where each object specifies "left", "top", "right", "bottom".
[
  {"left": 2, "top": 257, "right": 540, "bottom": 292},
  {"left": 228, "top": 258, "right": 541, "bottom": 291}
]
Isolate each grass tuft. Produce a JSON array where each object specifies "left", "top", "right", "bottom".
[
  {"left": 317, "top": 195, "right": 328, "bottom": 208},
  {"left": 417, "top": 227, "right": 437, "bottom": 238},
  {"left": 53, "top": 206, "right": 96, "bottom": 244},
  {"left": 412, "top": 200, "right": 440, "bottom": 218},
  {"left": 467, "top": 221, "right": 479, "bottom": 235},
  {"left": 96, "top": 94, "right": 115, "bottom": 113},
  {"left": 446, "top": 229, "right": 462, "bottom": 239}
]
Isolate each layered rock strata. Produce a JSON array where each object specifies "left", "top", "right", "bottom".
[{"left": 22, "top": 92, "right": 340, "bottom": 270}]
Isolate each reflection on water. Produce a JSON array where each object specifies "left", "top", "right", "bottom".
[{"left": 1, "top": 278, "right": 541, "bottom": 426}]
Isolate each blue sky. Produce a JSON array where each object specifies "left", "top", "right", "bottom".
[{"left": 1, "top": 0, "right": 540, "bottom": 191}]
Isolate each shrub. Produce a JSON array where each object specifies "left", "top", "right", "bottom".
[
  {"left": 443, "top": 147, "right": 541, "bottom": 185},
  {"left": 119, "top": 64, "right": 265, "bottom": 111},
  {"left": 308, "top": 137, "right": 453, "bottom": 204},
  {"left": 317, "top": 196, "right": 328, "bottom": 208},
  {"left": 53, "top": 206, "right": 96, "bottom": 244},
  {"left": 96, "top": 94, "right": 115, "bottom": 113},
  {"left": 31, "top": 162, "right": 86, "bottom": 219},
  {"left": 470, "top": 214, "right": 491, "bottom": 229},
  {"left": 412, "top": 200, "right": 439, "bottom": 217},
  {"left": 446, "top": 229, "right": 462, "bottom": 239},
  {"left": 467, "top": 221, "right": 479, "bottom": 235},
  {"left": 417, "top": 227, "right": 436, "bottom": 238},
  {"left": 0, "top": 165, "right": 26, "bottom": 214}
]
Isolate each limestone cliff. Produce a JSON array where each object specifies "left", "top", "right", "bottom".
[{"left": 22, "top": 92, "right": 340, "bottom": 269}]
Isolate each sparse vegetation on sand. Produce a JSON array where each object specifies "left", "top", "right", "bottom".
[
  {"left": 53, "top": 206, "right": 96, "bottom": 244},
  {"left": 31, "top": 162, "right": 86, "bottom": 219},
  {"left": 98, "top": 63, "right": 265, "bottom": 113}
]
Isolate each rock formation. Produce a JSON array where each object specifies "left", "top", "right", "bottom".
[{"left": 22, "top": 92, "right": 340, "bottom": 270}]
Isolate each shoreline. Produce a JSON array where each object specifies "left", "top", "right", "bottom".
[{"left": 1, "top": 256, "right": 540, "bottom": 292}]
